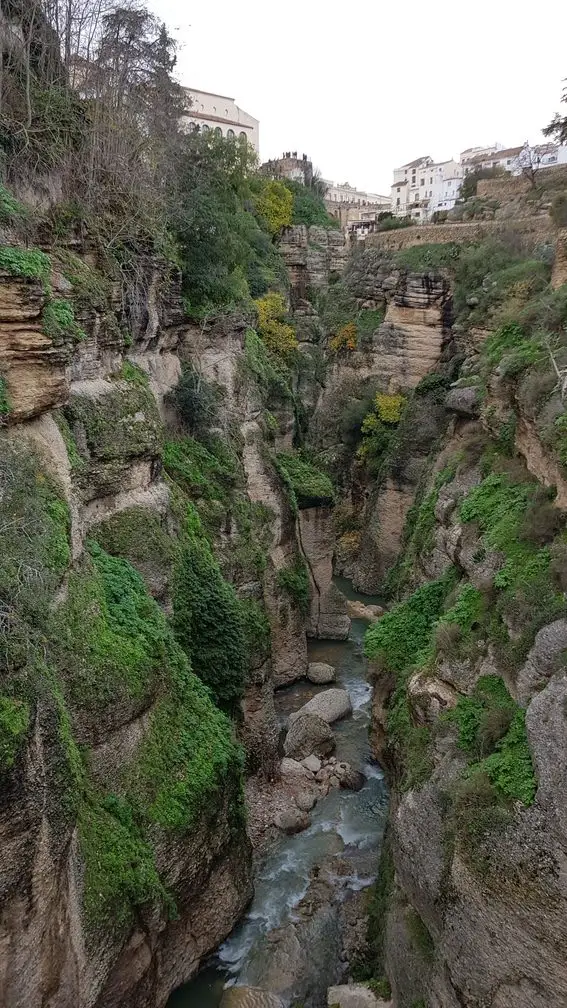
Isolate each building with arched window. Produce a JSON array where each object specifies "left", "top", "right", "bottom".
[{"left": 182, "top": 88, "right": 259, "bottom": 152}]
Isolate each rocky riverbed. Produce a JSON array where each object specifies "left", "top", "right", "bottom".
[{"left": 167, "top": 610, "right": 388, "bottom": 1008}]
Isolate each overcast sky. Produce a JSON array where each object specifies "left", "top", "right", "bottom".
[{"left": 150, "top": 0, "right": 566, "bottom": 195}]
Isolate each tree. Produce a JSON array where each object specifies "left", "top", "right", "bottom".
[
  {"left": 515, "top": 144, "right": 541, "bottom": 187},
  {"left": 459, "top": 166, "right": 504, "bottom": 201},
  {"left": 254, "top": 179, "right": 293, "bottom": 235},
  {"left": 543, "top": 80, "right": 567, "bottom": 144}
]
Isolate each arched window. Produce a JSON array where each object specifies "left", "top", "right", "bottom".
[
  {"left": 239, "top": 131, "right": 247, "bottom": 141},
  {"left": 214, "top": 126, "right": 222, "bottom": 137},
  {"left": 227, "top": 128, "right": 235, "bottom": 139},
  {"left": 202, "top": 124, "right": 209, "bottom": 133},
  {"left": 188, "top": 121, "right": 198, "bottom": 132}
]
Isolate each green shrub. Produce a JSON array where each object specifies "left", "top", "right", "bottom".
[
  {"left": 51, "top": 543, "right": 175, "bottom": 707},
  {"left": 239, "top": 597, "right": 271, "bottom": 657},
  {"left": 275, "top": 451, "right": 335, "bottom": 508},
  {"left": 243, "top": 328, "right": 293, "bottom": 402},
  {"left": 394, "top": 242, "right": 461, "bottom": 272},
  {"left": 277, "top": 560, "right": 310, "bottom": 611},
  {"left": 171, "top": 504, "right": 247, "bottom": 711},
  {"left": 459, "top": 470, "right": 542, "bottom": 589},
  {"left": 164, "top": 436, "right": 238, "bottom": 505},
  {"left": 435, "top": 583, "right": 485, "bottom": 647},
  {"left": 0, "top": 376, "right": 10, "bottom": 418},
  {"left": 0, "top": 246, "right": 51, "bottom": 283},
  {"left": 406, "top": 908, "right": 434, "bottom": 962},
  {"left": 43, "top": 297, "right": 86, "bottom": 343},
  {"left": 79, "top": 797, "right": 169, "bottom": 927},
  {"left": 0, "top": 184, "right": 28, "bottom": 224},
  {"left": 377, "top": 215, "right": 414, "bottom": 231},
  {"left": 0, "top": 696, "right": 30, "bottom": 773},
  {"left": 170, "top": 365, "right": 222, "bottom": 436},
  {"left": 448, "top": 675, "right": 536, "bottom": 805},
  {"left": 132, "top": 655, "right": 242, "bottom": 830},
  {"left": 283, "top": 178, "right": 338, "bottom": 229},
  {"left": 365, "top": 572, "right": 455, "bottom": 671},
  {"left": 551, "top": 192, "right": 567, "bottom": 228}
]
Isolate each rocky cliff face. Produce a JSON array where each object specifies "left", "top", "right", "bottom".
[
  {"left": 0, "top": 207, "right": 355, "bottom": 1006},
  {"left": 359, "top": 220, "right": 567, "bottom": 1008},
  {"left": 0, "top": 250, "right": 260, "bottom": 1008}
]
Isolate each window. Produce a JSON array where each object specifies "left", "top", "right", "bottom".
[
  {"left": 214, "top": 126, "right": 222, "bottom": 136},
  {"left": 430, "top": 177, "right": 433, "bottom": 184},
  {"left": 239, "top": 131, "right": 247, "bottom": 140},
  {"left": 420, "top": 178, "right": 425, "bottom": 186},
  {"left": 507, "top": 159, "right": 511, "bottom": 164},
  {"left": 227, "top": 128, "right": 235, "bottom": 138},
  {"left": 396, "top": 197, "right": 400, "bottom": 206},
  {"left": 202, "top": 124, "right": 209, "bottom": 133},
  {"left": 397, "top": 187, "right": 400, "bottom": 193},
  {"left": 414, "top": 192, "right": 419, "bottom": 201}
]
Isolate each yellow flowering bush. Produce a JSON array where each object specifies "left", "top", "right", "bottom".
[
  {"left": 329, "top": 322, "right": 357, "bottom": 354},
  {"left": 254, "top": 292, "right": 298, "bottom": 359}
]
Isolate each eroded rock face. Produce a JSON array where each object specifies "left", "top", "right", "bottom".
[
  {"left": 0, "top": 273, "right": 68, "bottom": 421},
  {"left": 298, "top": 506, "right": 350, "bottom": 640},
  {"left": 0, "top": 257, "right": 259, "bottom": 1008}
]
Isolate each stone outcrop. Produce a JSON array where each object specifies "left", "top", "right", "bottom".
[
  {"left": 327, "top": 984, "right": 388, "bottom": 1007},
  {"left": 279, "top": 225, "right": 347, "bottom": 302},
  {"left": 284, "top": 713, "right": 335, "bottom": 760},
  {"left": 289, "top": 688, "right": 353, "bottom": 726},
  {"left": 307, "top": 662, "right": 337, "bottom": 684},
  {"left": 370, "top": 440, "right": 567, "bottom": 1008},
  {"left": 298, "top": 505, "right": 350, "bottom": 639},
  {"left": 0, "top": 272, "right": 68, "bottom": 421}
]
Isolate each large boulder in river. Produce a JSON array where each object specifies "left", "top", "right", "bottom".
[
  {"left": 289, "top": 688, "right": 353, "bottom": 727},
  {"left": 220, "top": 988, "right": 284, "bottom": 1007},
  {"left": 327, "top": 983, "right": 388, "bottom": 1007},
  {"left": 346, "top": 599, "right": 384, "bottom": 622},
  {"left": 284, "top": 714, "right": 335, "bottom": 759},
  {"left": 307, "top": 661, "right": 336, "bottom": 684}
]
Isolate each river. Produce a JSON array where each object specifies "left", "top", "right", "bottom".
[{"left": 168, "top": 581, "right": 389, "bottom": 1007}]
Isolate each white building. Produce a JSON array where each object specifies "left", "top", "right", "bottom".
[
  {"left": 461, "top": 142, "right": 567, "bottom": 175},
  {"left": 182, "top": 88, "right": 259, "bottom": 152},
  {"left": 390, "top": 156, "right": 463, "bottom": 221},
  {"left": 324, "top": 180, "right": 390, "bottom": 207}
]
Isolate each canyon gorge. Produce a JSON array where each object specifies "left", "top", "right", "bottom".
[{"left": 2, "top": 6, "right": 567, "bottom": 1008}]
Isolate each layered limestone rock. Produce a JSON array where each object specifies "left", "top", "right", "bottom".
[
  {"left": 298, "top": 505, "right": 350, "bottom": 639},
  {"left": 0, "top": 254, "right": 258, "bottom": 1008},
  {"left": 0, "top": 272, "right": 68, "bottom": 420},
  {"left": 371, "top": 443, "right": 567, "bottom": 1008},
  {"left": 279, "top": 225, "right": 347, "bottom": 302}
]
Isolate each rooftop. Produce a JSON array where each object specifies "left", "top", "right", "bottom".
[{"left": 400, "top": 155, "right": 432, "bottom": 169}]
